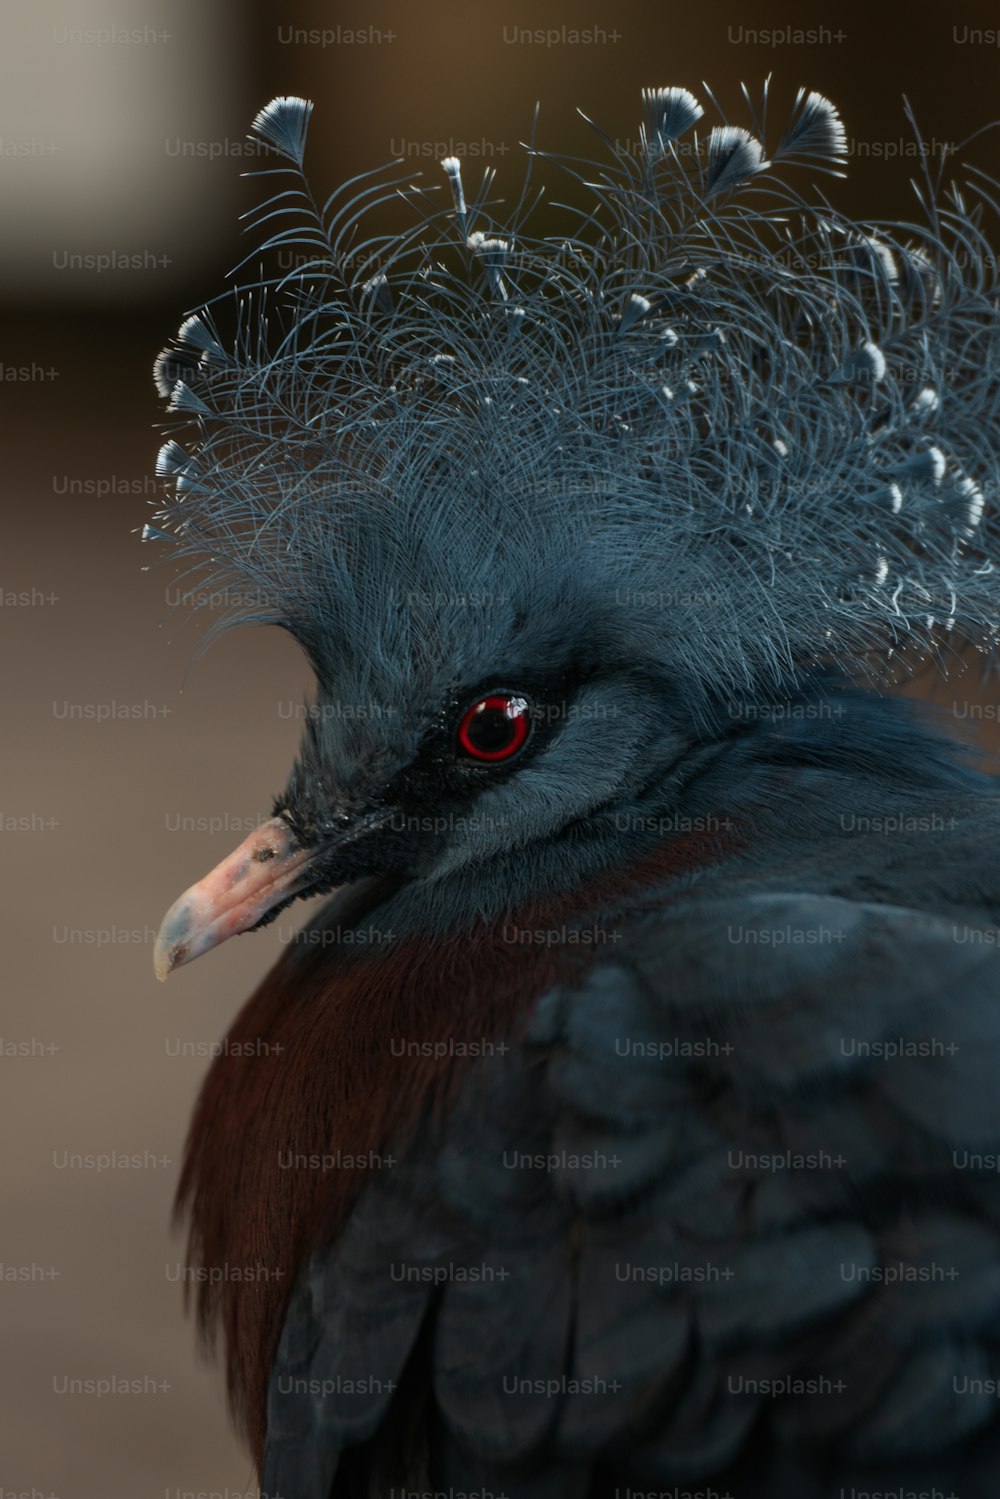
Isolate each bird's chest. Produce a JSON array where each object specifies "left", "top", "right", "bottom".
[{"left": 179, "top": 881, "right": 632, "bottom": 1456}]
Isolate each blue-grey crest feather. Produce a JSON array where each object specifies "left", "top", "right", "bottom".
[{"left": 147, "top": 85, "right": 1000, "bottom": 708}]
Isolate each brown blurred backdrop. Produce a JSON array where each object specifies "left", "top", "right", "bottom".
[{"left": 3, "top": 1, "right": 1000, "bottom": 1494}]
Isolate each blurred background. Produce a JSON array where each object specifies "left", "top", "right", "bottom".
[{"left": 3, "top": 1, "right": 1000, "bottom": 1493}]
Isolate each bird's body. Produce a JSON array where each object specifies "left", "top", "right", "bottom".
[
  {"left": 147, "top": 87, "right": 1000, "bottom": 1495},
  {"left": 179, "top": 687, "right": 1000, "bottom": 1497}
]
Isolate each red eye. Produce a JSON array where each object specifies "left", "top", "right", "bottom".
[{"left": 457, "top": 693, "right": 532, "bottom": 762}]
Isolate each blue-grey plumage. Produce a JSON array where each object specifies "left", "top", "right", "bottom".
[
  {"left": 147, "top": 86, "right": 1000, "bottom": 1496},
  {"left": 149, "top": 87, "right": 1000, "bottom": 720}
]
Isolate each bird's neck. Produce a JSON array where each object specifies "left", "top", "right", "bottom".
[{"left": 174, "top": 821, "right": 728, "bottom": 1468}]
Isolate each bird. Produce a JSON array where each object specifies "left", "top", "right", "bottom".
[{"left": 146, "top": 83, "right": 1000, "bottom": 1497}]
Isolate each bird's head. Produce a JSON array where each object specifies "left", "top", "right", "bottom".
[
  {"left": 153, "top": 493, "right": 706, "bottom": 978},
  {"left": 149, "top": 89, "right": 1000, "bottom": 976}
]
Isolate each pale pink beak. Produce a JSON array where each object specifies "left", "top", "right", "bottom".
[{"left": 153, "top": 816, "right": 315, "bottom": 980}]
